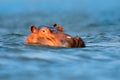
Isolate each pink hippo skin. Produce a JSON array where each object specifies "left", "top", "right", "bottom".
[{"left": 25, "top": 24, "right": 85, "bottom": 48}]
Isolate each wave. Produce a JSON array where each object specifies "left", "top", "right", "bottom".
[{"left": 87, "top": 42, "right": 120, "bottom": 47}]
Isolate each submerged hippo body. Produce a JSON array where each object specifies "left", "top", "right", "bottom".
[{"left": 25, "top": 24, "right": 85, "bottom": 48}]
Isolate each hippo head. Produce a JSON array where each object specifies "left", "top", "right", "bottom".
[{"left": 25, "top": 24, "right": 85, "bottom": 48}]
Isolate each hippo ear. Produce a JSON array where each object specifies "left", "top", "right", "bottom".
[
  {"left": 30, "top": 25, "right": 38, "bottom": 33},
  {"left": 52, "top": 23, "right": 57, "bottom": 27},
  {"left": 57, "top": 26, "right": 64, "bottom": 32}
]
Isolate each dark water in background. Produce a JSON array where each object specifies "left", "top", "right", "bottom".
[{"left": 0, "top": 0, "right": 120, "bottom": 80}]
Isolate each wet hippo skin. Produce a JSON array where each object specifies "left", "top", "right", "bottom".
[{"left": 25, "top": 24, "right": 85, "bottom": 48}]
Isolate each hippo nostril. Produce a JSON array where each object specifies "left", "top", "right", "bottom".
[{"left": 60, "top": 40, "right": 65, "bottom": 44}]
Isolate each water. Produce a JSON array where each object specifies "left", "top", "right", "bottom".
[{"left": 0, "top": 0, "right": 120, "bottom": 80}]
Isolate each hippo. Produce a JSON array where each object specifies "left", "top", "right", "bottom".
[{"left": 25, "top": 24, "right": 85, "bottom": 48}]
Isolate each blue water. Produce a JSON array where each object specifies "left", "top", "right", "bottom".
[{"left": 0, "top": 0, "right": 120, "bottom": 80}]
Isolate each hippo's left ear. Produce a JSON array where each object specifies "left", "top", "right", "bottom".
[
  {"left": 52, "top": 24, "right": 57, "bottom": 27},
  {"left": 30, "top": 25, "right": 39, "bottom": 33}
]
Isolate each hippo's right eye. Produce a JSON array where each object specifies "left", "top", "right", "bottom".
[
  {"left": 40, "top": 27, "right": 50, "bottom": 33},
  {"left": 42, "top": 30, "right": 45, "bottom": 32},
  {"left": 41, "top": 29, "right": 49, "bottom": 33}
]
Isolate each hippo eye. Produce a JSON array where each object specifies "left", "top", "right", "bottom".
[
  {"left": 40, "top": 27, "right": 50, "bottom": 33},
  {"left": 42, "top": 30, "right": 46, "bottom": 32}
]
